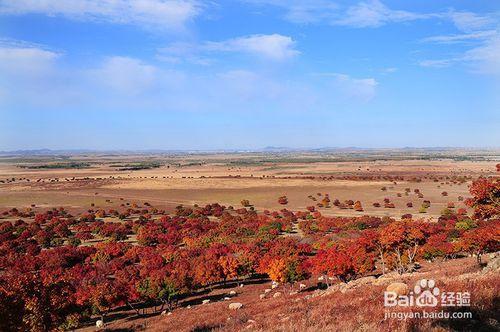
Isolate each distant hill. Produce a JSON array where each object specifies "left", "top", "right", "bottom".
[{"left": 0, "top": 147, "right": 498, "bottom": 157}]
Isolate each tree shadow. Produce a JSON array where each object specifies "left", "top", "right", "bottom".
[
  {"left": 191, "top": 324, "right": 220, "bottom": 332},
  {"left": 80, "top": 276, "right": 273, "bottom": 328},
  {"left": 409, "top": 299, "right": 500, "bottom": 332}
]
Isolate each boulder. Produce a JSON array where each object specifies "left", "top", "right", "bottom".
[
  {"left": 229, "top": 302, "right": 243, "bottom": 310},
  {"left": 259, "top": 294, "right": 266, "bottom": 299},
  {"left": 96, "top": 320, "right": 104, "bottom": 329},
  {"left": 484, "top": 253, "right": 500, "bottom": 272},
  {"left": 346, "top": 276, "right": 376, "bottom": 289},
  {"left": 273, "top": 292, "right": 282, "bottom": 298},
  {"left": 373, "top": 272, "right": 400, "bottom": 285},
  {"left": 229, "top": 290, "right": 237, "bottom": 296},
  {"left": 202, "top": 299, "right": 210, "bottom": 305},
  {"left": 386, "top": 282, "right": 408, "bottom": 296},
  {"left": 320, "top": 283, "right": 347, "bottom": 296}
]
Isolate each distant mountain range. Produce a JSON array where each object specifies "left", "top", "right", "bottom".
[{"left": 0, "top": 147, "right": 498, "bottom": 157}]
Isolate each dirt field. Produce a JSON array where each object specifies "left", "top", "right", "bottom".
[{"left": 0, "top": 152, "right": 498, "bottom": 219}]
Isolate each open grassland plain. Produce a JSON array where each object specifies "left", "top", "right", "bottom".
[
  {"left": 1, "top": 150, "right": 498, "bottom": 219},
  {"left": 0, "top": 149, "right": 498, "bottom": 332}
]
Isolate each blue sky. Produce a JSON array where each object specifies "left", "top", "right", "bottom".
[{"left": 0, "top": 0, "right": 499, "bottom": 150}]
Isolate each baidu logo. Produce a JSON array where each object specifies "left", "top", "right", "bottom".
[
  {"left": 414, "top": 279, "right": 440, "bottom": 307},
  {"left": 384, "top": 279, "right": 470, "bottom": 308}
]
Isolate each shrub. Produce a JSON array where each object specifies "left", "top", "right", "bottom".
[{"left": 455, "top": 218, "right": 476, "bottom": 231}]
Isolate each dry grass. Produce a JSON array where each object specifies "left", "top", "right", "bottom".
[
  {"left": 87, "top": 256, "right": 499, "bottom": 332},
  {"left": 1, "top": 158, "right": 496, "bottom": 217}
]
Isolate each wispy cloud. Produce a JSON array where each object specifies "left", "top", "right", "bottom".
[
  {"left": 244, "top": 0, "right": 339, "bottom": 24},
  {"left": 0, "top": 45, "right": 59, "bottom": 74},
  {"left": 313, "top": 72, "right": 378, "bottom": 101},
  {"left": 463, "top": 35, "right": 500, "bottom": 75},
  {"left": 418, "top": 9, "right": 499, "bottom": 76},
  {"left": 332, "top": 0, "right": 429, "bottom": 28},
  {"left": 91, "top": 56, "right": 158, "bottom": 94},
  {"left": 245, "top": 0, "right": 498, "bottom": 35},
  {"left": 421, "top": 30, "right": 497, "bottom": 44},
  {"left": 0, "top": 42, "right": 78, "bottom": 108},
  {"left": 158, "top": 34, "right": 299, "bottom": 63},
  {"left": 245, "top": 0, "right": 434, "bottom": 27},
  {"left": 0, "top": 40, "right": 61, "bottom": 83},
  {"left": 381, "top": 67, "right": 397, "bottom": 73},
  {"left": 419, "top": 34, "right": 500, "bottom": 75},
  {"left": 204, "top": 34, "right": 299, "bottom": 60},
  {"left": 448, "top": 10, "right": 496, "bottom": 32},
  {"left": 156, "top": 42, "right": 213, "bottom": 65},
  {"left": 418, "top": 59, "right": 456, "bottom": 68},
  {"left": 0, "top": 0, "right": 201, "bottom": 30},
  {"left": 0, "top": 40, "right": 375, "bottom": 113}
]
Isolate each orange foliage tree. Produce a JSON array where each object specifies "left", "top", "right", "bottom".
[{"left": 465, "top": 177, "right": 500, "bottom": 220}]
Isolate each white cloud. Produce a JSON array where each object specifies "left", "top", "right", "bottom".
[
  {"left": 331, "top": 73, "right": 378, "bottom": 101},
  {"left": 245, "top": 0, "right": 498, "bottom": 35},
  {"left": 159, "top": 41, "right": 197, "bottom": 56},
  {"left": 419, "top": 8, "right": 499, "bottom": 76},
  {"left": 420, "top": 10, "right": 497, "bottom": 45},
  {"left": 333, "top": 0, "right": 426, "bottom": 28},
  {"left": 158, "top": 34, "right": 299, "bottom": 62},
  {"left": 92, "top": 56, "right": 158, "bottom": 94},
  {"left": 156, "top": 41, "right": 214, "bottom": 65},
  {"left": 283, "top": 1, "right": 338, "bottom": 24},
  {"left": 421, "top": 30, "right": 497, "bottom": 44},
  {"left": 0, "top": 38, "right": 375, "bottom": 113},
  {"left": 204, "top": 34, "right": 299, "bottom": 61},
  {"left": 381, "top": 67, "right": 397, "bottom": 73},
  {"left": 417, "top": 8, "right": 499, "bottom": 76},
  {"left": 0, "top": 43, "right": 78, "bottom": 108},
  {"left": 418, "top": 59, "right": 455, "bottom": 68},
  {"left": 419, "top": 34, "right": 500, "bottom": 75},
  {"left": 463, "top": 35, "right": 500, "bottom": 75},
  {"left": 244, "top": 0, "right": 339, "bottom": 24},
  {"left": 214, "top": 70, "right": 284, "bottom": 102},
  {"left": 0, "top": 43, "right": 61, "bottom": 93},
  {"left": 245, "top": 0, "right": 433, "bottom": 27},
  {"left": 0, "top": 0, "right": 200, "bottom": 30},
  {"left": 448, "top": 11, "right": 496, "bottom": 32},
  {"left": 313, "top": 72, "right": 378, "bottom": 101},
  {"left": 0, "top": 44, "right": 59, "bottom": 75}
]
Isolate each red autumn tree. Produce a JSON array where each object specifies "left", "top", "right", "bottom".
[
  {"left": 465, "top": 177, "right": 500, "bottom": 220},
  {"left": 278, "top": 196, "right": 288, "bottom": 205},
  {"left": 311, "top": 240, "right": 376, "bottom": 284},
  {"left": 379, "top": 221, "right": 426, "bottom": 274},
  {"left": 353, "top": 201, "right": 363, "bottom": 212},
  {"left": 459, "top": 221, "right": 500, "bottom": 265},
  {"left": 258, "top": 238, "right": 311, "bottom": 285}
]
